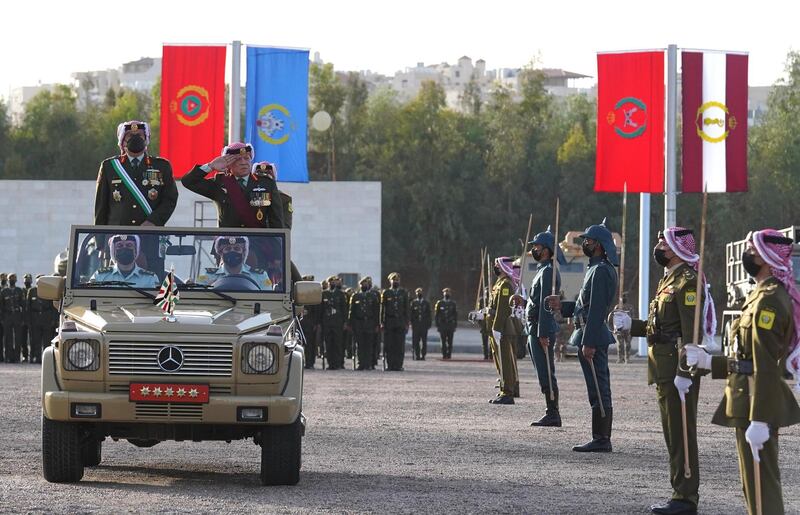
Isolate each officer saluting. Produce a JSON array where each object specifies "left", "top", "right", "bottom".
[
  {"left": 614, "top": 227, "right": 716, "bottom": 515},
  {"left": 548, "top": 219, "right": 618, "bottom": 452},
  {"left": 686, "top": 229, "right": 800, "bottom": 515}
]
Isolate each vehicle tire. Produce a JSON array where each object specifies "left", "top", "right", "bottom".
[
  {"left": 82, "top": 439, "right": 102, "bottom": 467},
  {"left": 260, "top": 417, "right": 302, "bottom": 486},
  {"left": 42, "top": 417, "right": 84, "bottom": 483}
]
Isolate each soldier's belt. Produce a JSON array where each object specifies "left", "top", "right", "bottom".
[
  {"left": 647, "top": 333, "right": 680, "bottom": 345},
  {"left": 728, "top": 359, "right": 754, "bottom": 375}
]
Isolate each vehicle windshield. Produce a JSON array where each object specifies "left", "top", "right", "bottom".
[{"left": 70, "top": 228, "right": 287, "bottom": 293}]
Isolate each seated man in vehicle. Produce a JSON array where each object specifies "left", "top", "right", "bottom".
[
  {"left": 90, "top": 234, "right": 159, "bottom": 288},
  {"left": 197, "top": 236, "right": 273, "bottom": 290}
]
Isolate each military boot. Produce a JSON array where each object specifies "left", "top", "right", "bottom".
[
  {"left": 513, "top": 382, "right": 520, "bottom": 398},
  {"left": 572, "top": 407, "right": 612, "bottom": 452},
  {"left": 531, "top": 392, "right": 562, "bottom": 427}
]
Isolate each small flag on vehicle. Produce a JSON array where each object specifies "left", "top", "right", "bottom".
[{"left": 155, "top": 267, "right": 179, "bottom": 315}]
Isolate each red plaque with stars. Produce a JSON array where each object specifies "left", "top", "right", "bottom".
[{"left": 129, "top": 383, "right": 210, "bottom": 404}]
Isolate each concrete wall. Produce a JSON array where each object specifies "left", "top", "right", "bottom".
[{"left": 0, "top": 180, "right": 381, "bottom": 284}]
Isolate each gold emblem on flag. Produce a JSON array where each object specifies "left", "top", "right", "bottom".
[{"left": 696, "top": 101, "right": 736, "bottom": 144}]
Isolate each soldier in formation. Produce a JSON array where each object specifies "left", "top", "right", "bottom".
[
  {"left": 321, "top": 275, "right": 347, "bottom": 370},
  {"left": 380, "top": 272, "right": 409, "bottom": 371},
  {"left": 300, "top": 275, "right": 320, "bottom": 370},
  {"left": 435, "top": 288, "right": 458, "bottom": 359},
  {"left": 27, "top": 275, "right": 58, "bottom": 364},
  {"left": 410, "top": 288, "right": 431, "bottom": 360},
  {"left": 348, "top": 277, "right": 380, "bottom": 370},
  {"left": 1, "top": 274, "right": 26, "bottom": 363}
]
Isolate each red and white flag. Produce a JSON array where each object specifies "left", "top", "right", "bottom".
[{"left": 681, "top": 51, "right": 748, "bottom": 192}]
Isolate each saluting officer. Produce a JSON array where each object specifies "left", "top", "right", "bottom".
[
  {"left": 27, "top": 275, "right": 58, "bottom": 364},
  {"left": 381, "top": 272, "right": 410, "bottom": 371},
  {"left": 487, "top": 257, "right": 521, "bottom": 404},
  {"left": 410, "top": 287, "right": 432, "bottom": 360},
  {"left": 686, "top": 230, "right": 800, "bottom": 515},
  {"left": 614, "top": 227, "right": 716, "bottom": 515},
  {"left": 527, "top": 227, "right": 565, "bottom": 427},
  {"left": 548, "top": 219, "right": 618, "bottom": 452},
  {"left": 1, "top": 274, "right": 26, "bottom": 363},
  {"left": 321, "top": 275, "right": 348, "bottom": 370},
  {"left": 435, "top": 288, "right": 458, "bottom": 359},
  {"left": 348, "top": 277, "right": 380, "bottom": 370}
]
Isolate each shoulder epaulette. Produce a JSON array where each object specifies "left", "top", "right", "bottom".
[
  {"left": 141, "top": 269, "right": 156, "bottom": 276},
  {"left": 205, "top": 267, "right": 217, "bottom": 273},
  {"left": 96, "top": 266, "right": 112, "bottom": 273},
  {"left": 251, "top": 268, "right": 265, "bottom": 274}
]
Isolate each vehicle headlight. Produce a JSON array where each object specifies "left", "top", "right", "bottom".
[
  {"left": 65, "top": 340, "right": 99, "bottom": 371},
  {"left": 244, "top": 343, "right": 276, "bottom": 374}
]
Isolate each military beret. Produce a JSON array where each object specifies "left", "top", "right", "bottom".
[
  {"left": 222, "top": 142, "right": 254, "bottom": 157},
  {"left": 387, "top": 272, "right": 400, "bottom": 281}
]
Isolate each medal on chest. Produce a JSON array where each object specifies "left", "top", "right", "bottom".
[
  {"left": 148, "top": 188, "right": 159, "bottom": 201},
  {"left": 112, "top": 190, "right": 122, "bottom": 202}
]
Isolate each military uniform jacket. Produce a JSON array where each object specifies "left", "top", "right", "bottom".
[
  {"left": 91, "top": 265, "right": 160, "bottom": 289},
  {"left": 95, "top": 154, "right": 178, "bottom": 226},
  {"left": 1, "top": 286, "right": 25, "bottom": 318},
  {"left": 182, "top": 166, "right": 284, "bottom": 229},
  {"left": 526, "top": 260, "right": 561, "bottom": 338},
  {"left": 435, "top": 299, "right": 458, "bottom": 332},
  {"left": 410, "top": 298, "right": 432, "bottom": 330},
  {"left": 279, "top": 191, "right": 293, "bottom": 230},
  {"left": 710, "top": 277, "right": 800, "bottom": 429},
  {"left": 349, "top": 290, "right": 379, "bottom": 331},
  {"left": 629, "top": 263, "right": 703, "bottom": 384},
  {"left": 27, "top": 287, "right": 57, "bottom": 323},
  {"left": 490, "top": 277, "right": 520, "bottom": 337},
  {"left": 561, "top": 256, "right": 617, "bottom": 347},
  {"left": 381, "top": 287, "right": 409, "bottom": 330},
  {"left": 322, "top": 288, "right": 347, "bottom": 326}
]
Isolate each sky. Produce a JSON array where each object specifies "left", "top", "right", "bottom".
[{"left": 2, "top": 0, "right": 798, "bottom": 101}]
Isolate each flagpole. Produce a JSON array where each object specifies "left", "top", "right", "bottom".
[
  {"left": 637, "top": 193, "right": 650, "bottom": 357},
  {"left": 229, "top": 40, "right": 242, "bottom": 143},
  {"left": 665, "top": 43, "right": 678, "bottom": 228}
]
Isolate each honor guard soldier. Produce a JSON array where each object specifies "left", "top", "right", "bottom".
[
  {"left": 614, "top": 227, "right": 716, "bottom": 514},
  {"left": 26, "top": 275, "right": 58, "bottom": 364},
  {"left": 348, "top": 277, "right": 380, "bottom": 370},
  {"left": 410, "top": 288, "right": 432, "bottom": 360},
  {"left": 609, "top": 293, "right": 635, "bottom": 363},
  {"left": 90, "top": 235, "right": 159, "bottom": 289},
  {"left": 381, "top": 273, "right": 410, "bottom": 371},
  {"left": 548, "top": 219, "right": 618, "bottom": 452},
  {"left": 344, "top": 287, "right": 355, "bottom": 359},
  {"left": 1, "top": 274, "right": 26, "bottom": 363},
  {"left": 435, "top": 288, "right": 458, "bottom": 359},
  {"left": 527, "top": 227, "right": 565, "bottom": 427},
  {"left": 20, "top": 273, "right": 33, "bottom": 362},
  {"left": 181, "top": 144, "right": 285, "bottom": 229},
  {"left": 364, "top": 278, "right": 382, "bottom": 367},
  {"left": 321, "top": 275, "right": 347, "bottom": 369},
  {"left": 486, "top": 257, "right": 522, "bottom": 404},
  {"left": 686, "top": 230, "right": 800, "bottom": 515},
  {"left": 300, "top": 275, "right": 321, "bottom": 369},
  {"left": 197, "top": 236, "right": 273, "bottom": 290}
]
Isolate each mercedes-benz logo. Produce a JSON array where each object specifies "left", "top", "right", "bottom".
[{"left": 157, "top": 345, "right": 184, "bottom": 372}]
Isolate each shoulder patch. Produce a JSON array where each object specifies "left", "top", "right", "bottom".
[
  {"left": 684, "top": 290, "right": 697, "bottom": 306},
  {"left": 502, "top": 288, "right": 509, "bottom": 296},
  {"left": 757, "top": 309, "right": 776, "bottom": 330}
]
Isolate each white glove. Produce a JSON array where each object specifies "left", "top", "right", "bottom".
[
  {"left": 745, "top": 421, "right": 770, "bottom": 462},
  {"left": 673, "top": 375, "right": 692, "bottom": 401},
  {"left": 684, "top": 344, "right": 712, "bottom": 370},
  {"left": 612, "top": 311, "right": 632, "bottom": 331},
  {"left": 472, "top": 311, "right": 484, "bottom": 321},
  {"left": 492, "top": 330, "right": 501, "bottom": 343}
]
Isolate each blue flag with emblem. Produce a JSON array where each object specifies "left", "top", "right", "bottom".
[{"left": 245, "top": 46, "right": 309, "bottom": 183}]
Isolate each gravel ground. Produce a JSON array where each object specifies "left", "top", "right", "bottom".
[{"left": 1, "top": 347, "right": 799, "bottom": 514}]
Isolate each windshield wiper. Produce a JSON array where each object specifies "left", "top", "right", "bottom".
[
  {"left": 76, "top": 281, "right": 157, "bottom": 301},
  {"left": 178, "top": 283, "right": 237, "bottom": 305}
]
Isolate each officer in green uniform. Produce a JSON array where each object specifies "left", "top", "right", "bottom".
[
  {"left": 381, "top": 272, "right": 410, "bottom": 371},
  {"left": 410, "top": 287, "right": 432, "bottom": 360},
  {"left": 20, "top": 273, "right": 33, "bottom": 363},
  {"left": 90, "top": 235, "right": 159, "bottom": 289},
  {"left": 322, "top": 275, "right": 347, "bottom": 369},
  {"left": 251, "top": 162, "right": 294, "bottom": 231},
  {"left": 687, "top": 229, "right": 800, "bottom": 515},
  {"left": 1, "top": 274, "right": 26, "bottom": 363},
  {"left": 614, "top": 227, "right": 715, "bottom": 515},
  {"left": 365, "top": 278, "right": 382, "bottom": 367},
  {"left": 299, "top": 275, "right": 320, "bottom": 369},
  {"left": 197, "top": 236, "right": 273, "bottom": 290},
  {"left": 349, "top": 277, "right": 380, "bottom": 370},
  {"left": 486, "top": 257, "right": 520, "bottom": 404},
  {"left": 548, "top": 219, "right": 618, "bottom": 452},
  {"left": 27, "top": 275, "right": 57, "bottom": 364},
  {"left": 344, "top": 287, "right": 355, "bottom": 360},
  {"left": 435, "top": 288, "right": 458, "bottom": 359}
]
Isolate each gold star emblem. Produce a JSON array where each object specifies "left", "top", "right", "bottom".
[
  {"left": 153, "top": 387, "right": 162, "bottom": 397},
  {"left": 131, "top": 123, "right": 139, "bottom": 131},
  {"left": 189, "top": 388, "right": 198, "bottom": 398},
  {"left": 177, "top": 388, "right": 186, "bottom": 397},
  {"left": 139, "top": 386, "right": 150, "bottom": 396},
  {"left": 165, "top": 387, "right": 174, "bottom": 397},
  {"left": 239, "top": 147, "right": 247, "bottom": 154}
]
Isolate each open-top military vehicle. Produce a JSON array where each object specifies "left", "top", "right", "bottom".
[{"left": 37, "top": 225, "right": 321, "bottom": 485}]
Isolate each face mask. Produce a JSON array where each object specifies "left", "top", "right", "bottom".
[
  {"left": 392, "top": 281, "right": 399, "bottom": 288},
  {"left": 581, "top": 241, "right": 595, "bottom": 258},
  {"left": 493, "top": 267, "right": 501, "bottom": 277},
  {"left": 223, "top": 251, "right": 244, "bottom": 268},
  {"left": 361, "top": 285, "right": 369, "bottom": 292},
  {"left": 444, "top": 294, "right": 450, "bottom": 300},
  {"left": 742, "top": 252, "right": 762, "bottom": 277},
  {"left": 653, "top": 248, "right": 671, "bottom": 267},
  {"left": 9, "top": 280, "right": 16, "bottom": 287},
  {"left": 417, "top": 294, "right": 422, "bottom": 299},
  {"left": 24, "top": 280, "right": 32, "bottom": 288},
  {"left": 126, "top": 134, "right": 146, "bottom": 153},
  {"left": 115, "top": 248, "right": 136, "bottom": 266},
  {"left": 531, "top": 249, "right": 543, "bottom": 262}
]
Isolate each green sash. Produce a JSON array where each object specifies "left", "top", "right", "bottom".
[{"left": 110, "top": 158, "right": 153, "bottom": 216}]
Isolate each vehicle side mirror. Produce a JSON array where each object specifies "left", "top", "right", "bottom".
[
  {"left": 293, "top": 281, "right": 322, "bottom": 306},
  {"left": 38, "top": 276, "right": 65, "bottom": 301},
  {"left": 165, "top": 245, "right": 196, "bottom": 256}
]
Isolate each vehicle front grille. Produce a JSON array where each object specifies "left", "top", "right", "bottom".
[
  {"left": 134, "top": 403, "right": 203, "bottom": 421},
  {"left": 108, "top": 342, "right": 233, "bottom": 377}
]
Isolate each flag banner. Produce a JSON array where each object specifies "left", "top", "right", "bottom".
[
  {"left": 681, "top": 51, "right": 748, "bottom": 192},
  {"left": 596, "top": 51, "right": 665, "bottom": 193},
  {"left": 155, "top": 269, "right": 179, "bottom": 315},
  {"left": 245, "top": 47, "right": 309, "bottom": 183},
  {"left": 160, "top": 45, "right": 226, "bottom": 179}
]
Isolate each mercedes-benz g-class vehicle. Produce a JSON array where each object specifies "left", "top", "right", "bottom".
[{"left": 37, "top": 225, "right": 321, "bottom": 485}]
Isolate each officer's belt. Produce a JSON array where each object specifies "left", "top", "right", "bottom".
[
  {"left": 647, "top": 332, "right": 681, "bottom": 345},
  {"left": 728, "top": 359, "right": 754, "bottom": 375}
]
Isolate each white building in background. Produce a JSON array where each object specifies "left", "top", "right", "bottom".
[
  {"left": 72, "top": 57, "right": 161, "bottom": 109},
  {"left": 7, "top": 84, "right": 60, "bottom": 125}
]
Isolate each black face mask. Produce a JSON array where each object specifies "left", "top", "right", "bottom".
[
  {"left": 531, "top": 249, "right": 543, "bottom": 262},
  {"left": 361, "top": 285, "right": 369, "bottom": 292},
  {"left": 126, "top": 134, "right": 146, "bottom": 153},
  {"left": 416, "top": 293, "right": 422, "bottom": 299},
  {"left": 653, "top": 248, "right": 671, "bottom": 267},
  {"left": 24, "top": 280, "right": 32, "bottom": 288},
  {"left": 742, "top": 252, "right": 762, "bottom": 277},
  {"left": 581, "top": 241, "right": 596, "bottom": 258},
  {"left": 493, "top": 267, "right": 501, "bottom": 277},
  {"left": 115, "top": 248, "right": 136, "bottom": 266},
  {"left": 444, "top": 294, "right": 450, "bottom": 300},
  {"left": 392, "top": 281, "right": 399, "bottom": 288},
  {"left": 9, "top": 280, "right": 16, "bottom": 287},
  {"left": 223, "top": 251, "right": 244, "bottom": 268}
]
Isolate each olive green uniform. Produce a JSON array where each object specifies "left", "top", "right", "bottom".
[
  {"left": 381, "top": 287, "right": 409, "bottom": 371},
  {"left": 629, "top": 263, "right": 704, "bottom": 507},
  {"left": 321, "top": 288, "right": 348, "bottom": 369},
  {"left": 1, "top": 285, "right": 25, "bottom": 362},
  {"left": 489, "top": 276, "right": 519, "bottom": 397},
  {"left": 349, "top": 289, "right": 379, "bottom": 370},
  {"left": 26, "top": 286, "right": 57, "bottom": 364},
  {"left": 435, "top": 298, "right": 458, "bottom": 358},
  {"left": 708, "top": 277, "right": 800, "bottom": 515}
]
